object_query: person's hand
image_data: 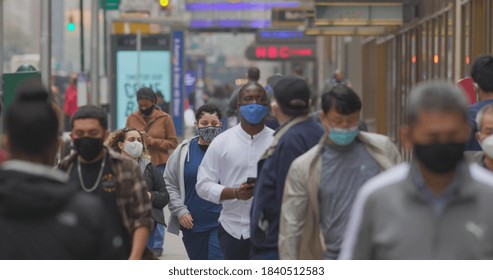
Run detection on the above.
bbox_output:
[147,192,152,200]
[179,213,193,229]
[141,132,152,145]
[235,182,254,200]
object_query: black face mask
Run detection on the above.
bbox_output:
[414,142,464,173]
[140,106,154,116]
[74,137,104,162]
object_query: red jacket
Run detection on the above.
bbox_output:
[63,83,78,116]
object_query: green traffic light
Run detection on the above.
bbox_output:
[67,22,75,31]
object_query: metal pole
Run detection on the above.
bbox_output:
[103,0,107,75]
[136,29,141,88]
[80,0,85,72]
[90,0,99,105]
[40,0,52,91]
[454,0,462,82]
[106,11,112,108]
[0,0,3,87]
[0,0,3,136]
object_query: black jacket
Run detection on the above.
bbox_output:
[0,160,116,259]
[139,158,169,225]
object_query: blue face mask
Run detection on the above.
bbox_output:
[329,126,359,146]
[239,104,269,125]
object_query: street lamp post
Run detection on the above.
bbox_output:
[40,0,52,92]
[80,0,85,73]
[90,0,99,105]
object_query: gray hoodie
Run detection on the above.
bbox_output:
[164,137,198,235]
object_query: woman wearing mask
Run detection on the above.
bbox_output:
[126,87,178,256]
[108,127,169,256]
[164,104,224,260]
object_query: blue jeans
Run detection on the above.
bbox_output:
[147,223,165,252]
[182,228,223,260]
[250,248,279,260]
[217,224,251,260]
[151,163,167,252]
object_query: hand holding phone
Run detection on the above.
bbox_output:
[245,177,256,190]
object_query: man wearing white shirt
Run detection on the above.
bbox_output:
[197,81,274,259]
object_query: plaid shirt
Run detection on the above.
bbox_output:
[58,148,154,259]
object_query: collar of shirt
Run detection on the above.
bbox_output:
[235,123,273,142]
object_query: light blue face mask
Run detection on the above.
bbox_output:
[239,104,269,125]
[329,126,359,146]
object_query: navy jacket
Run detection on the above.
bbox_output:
[465,99,493,151]
[250,118,324,254]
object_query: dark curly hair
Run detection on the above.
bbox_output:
[195,104,222,121]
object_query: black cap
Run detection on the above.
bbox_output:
[273,76,310,116]
[136,87,157,102]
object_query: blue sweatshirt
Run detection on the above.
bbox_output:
[183,138,222,232]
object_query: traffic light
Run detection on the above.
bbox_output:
[67,15,75,31]
[159,0,169,7]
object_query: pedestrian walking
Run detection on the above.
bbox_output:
[340,81,493,260]
[196,82,274,260]
[165,104,224,260]
[465,55,493,151]
[250,76,324,260]
[59,105,154,260]
[279,85,401,260]
[108,127,170,257]
[126,87,178,257]
[0,85,114,259]
[226,67,261,123]
[466,103,493,170]
[63,73,78,131]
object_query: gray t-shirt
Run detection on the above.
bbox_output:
[319,139,381,259]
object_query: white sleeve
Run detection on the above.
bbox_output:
[196,140,225,204]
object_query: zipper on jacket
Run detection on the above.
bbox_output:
[145,115,165,131]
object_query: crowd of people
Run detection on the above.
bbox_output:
[2,55,493,260]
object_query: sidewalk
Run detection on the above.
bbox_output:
[159,207,189,260]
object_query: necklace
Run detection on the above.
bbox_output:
[77,154,107,193]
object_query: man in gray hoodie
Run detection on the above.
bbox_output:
[340,81,493,260]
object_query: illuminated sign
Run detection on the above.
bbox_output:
[256,29,316,43]
[111,34,171,130]
[314,1,403,27]
[172,31,185,137]
[116,50,171,129]
[246,44,316,61]
[259,30,304,39]
[185,2,299,11]
[271,8,313,27]
[190,19,270,29]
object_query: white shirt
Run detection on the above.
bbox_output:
[196,124,274,239]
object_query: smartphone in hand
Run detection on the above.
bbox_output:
[245,177,256,190]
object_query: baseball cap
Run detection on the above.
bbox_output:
[273,76,310,116]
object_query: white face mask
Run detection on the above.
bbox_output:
[123,141,143,158]
[481,135,493,159]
